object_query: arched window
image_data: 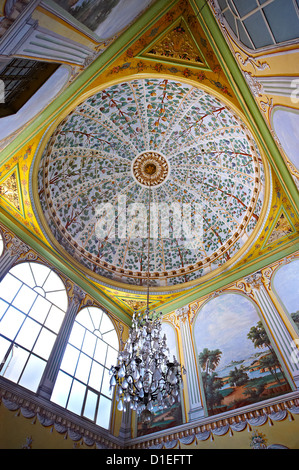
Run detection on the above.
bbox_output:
[216,0,299,50]
[51,306,119,430]
[272,259,299,333]
[0,262,68,392]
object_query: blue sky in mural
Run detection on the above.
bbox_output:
[161,322,177,359]
[273,260,299,314]
[194,293,266,371]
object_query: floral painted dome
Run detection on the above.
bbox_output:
[37,78,265,288]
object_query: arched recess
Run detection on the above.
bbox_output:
[271,258,299,335]
[271,106,299,172]
[50,306,119,430]
[193,292,292,417]
[0,261,68,392]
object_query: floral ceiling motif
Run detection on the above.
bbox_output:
[37,78,265,288]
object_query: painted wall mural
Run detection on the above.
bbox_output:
[194,293,292,416]
[52,0,154,38]
[272,107,299,172]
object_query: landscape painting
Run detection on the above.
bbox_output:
[53,0,120,32]
[194,293,292,416]
[273,259,299,333]
[52,0,153,38]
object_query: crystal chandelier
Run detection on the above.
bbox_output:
[109,171,186,422]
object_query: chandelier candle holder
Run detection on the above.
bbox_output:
[109,308,186,422]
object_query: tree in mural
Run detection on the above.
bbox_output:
[291,311,299,330]
[247,320,287,384]
[198,347,222,373]
[199,348,223,411]
[228,366,249,387]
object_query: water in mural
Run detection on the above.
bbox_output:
[194,293,292,416]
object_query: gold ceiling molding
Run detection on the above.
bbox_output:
[264,210,294,247]
[0,165,24,216]
[138,16,210,70]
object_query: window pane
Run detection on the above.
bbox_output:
[30,262,51,287]
[43,270,65,293]
[243,11,274,48]
[99,314,114,335]
[0,273,21,303]
[83,389,97,421]
[234,0,258,17]
[33,328,56,359]
[60,344,80,375]
[67,380,86,415]
[46,290,68,312]
[75,353,92,383]
[0,336,11,365]
[51,371,72,408]
[0,306,24,340]
[94,338,107,364]
[89,307,103,329]
[2,345,29,382]
[101,367,112,398]
[103,330,119,351]
[106,345,118,370]
[88,361,104,392]
[19,354,46,392]
[82,329,96,357]
[76,308,94,331]
[15,317,41,350]
[0,299,9,319]
[29,295,51,323]
[263,0,299,43]
[12,284,37,313]
[9,263,35,287]
[45,304,64,333]
[96,395,111,430]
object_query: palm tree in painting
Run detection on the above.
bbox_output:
[199,348,223,412]
[198,347,222,374]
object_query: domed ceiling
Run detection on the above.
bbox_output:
[37,78,265,288]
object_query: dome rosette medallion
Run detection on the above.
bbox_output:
[37,78,266,288]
